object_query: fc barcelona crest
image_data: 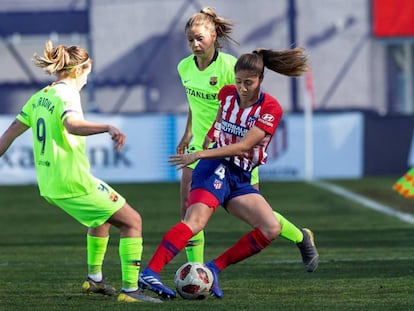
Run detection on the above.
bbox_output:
[210,76,218,85]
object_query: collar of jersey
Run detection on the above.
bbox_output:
[236,91,265,107]
[193,50,219,69]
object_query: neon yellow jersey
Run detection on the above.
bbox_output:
[177,51,237,151]
[16,82,96,198]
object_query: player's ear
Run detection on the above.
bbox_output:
[211,31,217,42]
[75,67,82,77]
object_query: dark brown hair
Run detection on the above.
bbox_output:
[235,47,308,78]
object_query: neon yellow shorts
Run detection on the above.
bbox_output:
[186,144,203,170]
[44,180,125,228]
[251,166,259,186]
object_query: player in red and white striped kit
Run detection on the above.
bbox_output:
[139,47,319,299]
[210,83,281,171]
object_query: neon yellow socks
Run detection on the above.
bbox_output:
[119,237,143,290]
[273,211,304,243]
[87,234,109,280]
[87,235,143,291]
[185,230,205,262]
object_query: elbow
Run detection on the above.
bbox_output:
[240,142,253,153]
[236,149,245,157]
[65,124,78,135]
[235,147,248,157]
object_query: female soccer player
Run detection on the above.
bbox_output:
[177,7,316,269]
[139,47,319,299]
[176,7,242,262]
[0,41,161,304]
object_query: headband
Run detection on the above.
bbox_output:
[63,58,90,70]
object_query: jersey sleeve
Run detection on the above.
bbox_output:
[16,109,31,127]
[255,95,283,136]
[16,97,34,127]
[218,85,236,103]
[58,86,83,122]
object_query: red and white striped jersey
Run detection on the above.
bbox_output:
[216,85,283,171]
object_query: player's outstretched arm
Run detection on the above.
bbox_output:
[169,126,266,169]
[0,119,29,157]
[64,116,125,151]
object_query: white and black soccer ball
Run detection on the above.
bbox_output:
[174,262,213,300]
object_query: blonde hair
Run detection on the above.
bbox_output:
[235,47,308,78]
[33,40,91,75]
[185,6,238,49]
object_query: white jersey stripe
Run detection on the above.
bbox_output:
[216,85,282,171]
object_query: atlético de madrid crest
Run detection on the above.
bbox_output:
[210,76,217,85]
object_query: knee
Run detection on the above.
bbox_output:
[183,212,207,235]
[121,214,142,237]
[115,204,142,236]
[129,212,142,231]
[182,219,204,235]
[262,222,281,240]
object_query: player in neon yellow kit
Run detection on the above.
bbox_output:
[176,7,318,272]
[177,7,246,263]
[0,41,161,304]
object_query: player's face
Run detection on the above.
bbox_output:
[186,25,216,60]
[235,70,262,107]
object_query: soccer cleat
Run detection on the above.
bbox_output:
[117,289,163,303]
[81,277,116,296]
[138,267,176,299]
[297,228,319,272]
[205,261,223,299]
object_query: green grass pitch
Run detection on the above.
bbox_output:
[0,177,413,310]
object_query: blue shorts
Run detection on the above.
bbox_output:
[190,158,259,208]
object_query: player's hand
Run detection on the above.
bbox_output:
[176,142,188,155]
[202,135,212,150]
[168,153,199,170]
[108,126,126,151]
[176,136,191,154]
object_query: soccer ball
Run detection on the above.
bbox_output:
[174,262,214,300]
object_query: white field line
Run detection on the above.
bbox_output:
[311,180,414,225]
